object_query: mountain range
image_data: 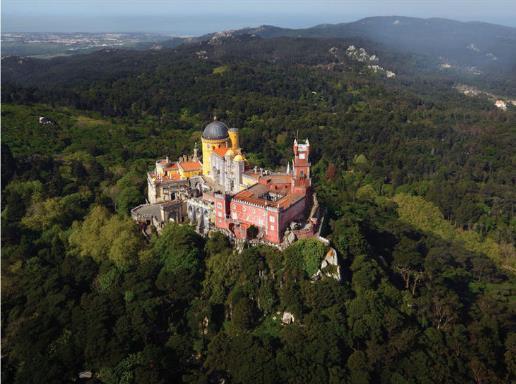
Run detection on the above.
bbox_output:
[4,16,516,77]
[4,16,516,101]
[155,16,516,76]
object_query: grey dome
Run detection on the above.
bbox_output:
[203,121,229,140]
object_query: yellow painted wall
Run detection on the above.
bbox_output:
[201,137,229,175]
[242,173,258,187]
[228,129,239,151]
[179,168,203,179]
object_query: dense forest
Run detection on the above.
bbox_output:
[2,34,515,383]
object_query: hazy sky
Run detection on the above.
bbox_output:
[3,0,516,34]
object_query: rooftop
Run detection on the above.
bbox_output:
[164,163,179,171]
[148,171,182,183]
[178,160,202,172]
[212,147,229,157]
[203,120,229,140]
[233,183,304,209]
[132,200,182,219]
[259,174,293,185]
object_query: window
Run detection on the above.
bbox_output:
[216,202,222,209]
[269,216,275,223]
[217,212,223,218]
[299,153,306,159]
[270,225,275,231]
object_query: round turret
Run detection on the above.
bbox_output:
[225,148,235,158]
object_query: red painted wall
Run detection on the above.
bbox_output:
[278,198,306,235]
[212,187,309,244]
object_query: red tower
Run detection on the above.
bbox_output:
[292,139,311,195]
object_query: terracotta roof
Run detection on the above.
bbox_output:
[259,174,292,185]
[161,173,182,181]
[243,171,260,178]
[234,184,268,201]
[212,147,229,157]
[277,193,304,209]
[233,183,304,210]
[149,171,182,182]
[164,163,179,171]
[178,161,202,171]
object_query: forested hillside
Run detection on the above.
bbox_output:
[2,33,515,383]
[228,17,516,75]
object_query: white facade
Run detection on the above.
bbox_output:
[210,151,245,194]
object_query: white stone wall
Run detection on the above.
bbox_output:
[147,175,157,204]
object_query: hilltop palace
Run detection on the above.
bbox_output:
[131,119,322,247]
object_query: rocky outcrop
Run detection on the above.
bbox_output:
[312,247,341,281]
[333,45,396,78]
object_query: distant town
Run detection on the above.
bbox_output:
[1,32,172,57]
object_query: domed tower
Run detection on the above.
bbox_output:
[201,118,230,175]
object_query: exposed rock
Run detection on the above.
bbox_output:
[39,116,54,125]
[495,100,507,110]
[455,84,514,111]
[289,221,301,230]
[202,316,209,335]
[79,371,93,379]
[285,230,297,245]
[346,45,395,78]
[328,47,339,57]
[196,50,208,60]
[346,45,379,63]
[466,43,481,53]
[385,70,396,78]
[281,312,295,325]
[312,247,341,281]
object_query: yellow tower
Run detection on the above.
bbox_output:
[228,128,240,151]
[201,119,230,175]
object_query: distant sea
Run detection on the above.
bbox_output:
[2,13,340,35]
